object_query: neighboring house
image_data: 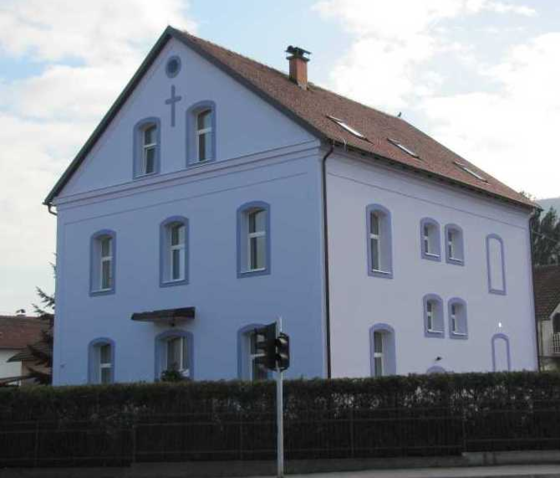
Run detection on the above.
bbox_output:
[0,315,46,385]
[46,27,538,385]
[534,265,560,370]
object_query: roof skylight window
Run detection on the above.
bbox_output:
[454,162,488,182]
[327,115,367,140]
[387,138,419,159]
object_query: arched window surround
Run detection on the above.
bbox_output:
[445,224,465,265]
[423,294,444,338]
[366,204,393,279]
[369,323,397,377]
[88,337,115,384]
[237,201,271,278]
[426,365,447,374]
[89,229,116,296]
[491,333,511,371]
[420,218,441,261]
[159,216,189,288]
[486,234,507,295]
[186,100,217,165]
[237,324,272,380]
[448,298,468,340]
[165,55,182,78]
[154,329,194,381]
[133,117,161,178]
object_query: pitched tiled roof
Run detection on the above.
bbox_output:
[45,27,535,209]
[534,265,560,320]
[0,316,46,350]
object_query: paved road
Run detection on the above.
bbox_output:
[253,464,560,478]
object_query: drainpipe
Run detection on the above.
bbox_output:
[529,210,541,371]
[321,142,335,378]
[47,204,57,216]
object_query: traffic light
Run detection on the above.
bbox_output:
[253,323,291,372]
[276,333,290,371]
[254,323,277,370]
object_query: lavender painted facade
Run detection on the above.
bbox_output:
[49,35,537,385]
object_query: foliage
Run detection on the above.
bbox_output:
[1,372,560,466]
[160,369,187,382]
[532,207,560,266]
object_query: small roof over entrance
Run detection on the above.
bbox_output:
[131,307,195,326]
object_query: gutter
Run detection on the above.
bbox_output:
[321,142,335,378]
[529,210,541,371]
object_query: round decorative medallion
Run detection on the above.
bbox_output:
[165,56,181,78]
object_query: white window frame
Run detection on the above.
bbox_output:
[423,224,436,256]
[196,109,212,163]
[168,223,186,282]
[426,301,436,332]
[165,336,190,378]
[247,209,266,272]
[99,237,113,292]
[450,303,458,334]
[370,213,381,272]
[248,332,268,381]
[447,229,456,260]
[142,124,157,175]
[98,344,112,384]
[373,331,384,377]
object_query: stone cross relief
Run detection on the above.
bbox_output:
[165,85,182,127]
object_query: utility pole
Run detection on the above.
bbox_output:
[276,316,284,478]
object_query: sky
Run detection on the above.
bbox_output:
[0,0,559,314]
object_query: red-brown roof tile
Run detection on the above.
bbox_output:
[0,316,46,350]
[534,265,560,320]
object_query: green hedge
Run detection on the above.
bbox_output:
[1,372,560,467]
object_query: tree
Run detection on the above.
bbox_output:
[25,269,55,384]
[532,207,560,266]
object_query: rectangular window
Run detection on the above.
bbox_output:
[426,301,435,331]
[373,332,384,377]
[423,225,431,255]
[166,336,189,376]
[100,237,113,291]
[370,213,381,271]
[99,344,112,384]
[450,304,458,333]
[248,210,266,271]
[143,125,157,174]
[250,332,268,381]
[169,224,185,281]
[196,110,212,162]
[447,230,455,259]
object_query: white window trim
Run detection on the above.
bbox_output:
[196,110,212,163]
[166,336,190,377]
[99,238,113,292]
[247,211,266,272]
[168,224,186,282]
[370,217,382,272]
[426,301,443,333]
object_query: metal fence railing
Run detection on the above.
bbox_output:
[2,404,560,468]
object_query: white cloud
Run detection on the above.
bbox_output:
[0,0,197,314]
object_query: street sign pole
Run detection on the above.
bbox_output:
[276,316,284,478]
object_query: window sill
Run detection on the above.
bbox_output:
[90,288,115,297]
[426,329,444,338]
[238,268,270,278]
[187,158,216,168]
[450,331,468,340]
[447,257,464,266]
[369,269,393,279]
[160,278,188,288]
[422,252,441,262]
[134,171,159,180]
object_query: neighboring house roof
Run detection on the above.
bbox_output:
[0,315,46,350]
[534,265,560,320]
[44,26,535,209]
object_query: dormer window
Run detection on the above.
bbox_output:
[454,161,487,182]
[133,117,161,178]
[387,138,419,159]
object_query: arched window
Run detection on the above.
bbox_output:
[237,324,271,380]
[133,117,161,177]
[187,101,216,164]
[423,294,444,338]
[160,216,189,287]
[487,234,506,295]
[155,330,194,380]
[366,204,393,278]
[420,218,441,261]
[445,224,464,265]
[448,298,468,339]
[491,333,511,371]
[369,324,396,376]
[88,338,115,384]
[237,201,271,277]
[90,230,116,295]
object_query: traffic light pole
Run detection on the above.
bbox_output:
[276,316,284,478]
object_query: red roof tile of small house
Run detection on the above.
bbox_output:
[0,316,46,350]
[534,265,560,320]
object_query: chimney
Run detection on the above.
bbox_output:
[286,46,311,89]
